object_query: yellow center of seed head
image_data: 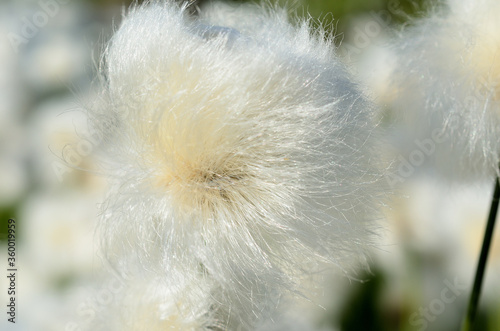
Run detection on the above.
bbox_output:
[132,82,247,217]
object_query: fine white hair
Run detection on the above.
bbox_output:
[90,0,384,327]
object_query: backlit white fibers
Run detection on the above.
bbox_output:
[90,1,385,328]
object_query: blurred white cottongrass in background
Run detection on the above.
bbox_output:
[377,175,500,330]
[390,0,500,181]
[0,1,110,330]
[0,4,29,208]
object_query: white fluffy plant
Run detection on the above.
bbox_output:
[390,1,500,329]
[391,0,500,180]
[91,0,384,327]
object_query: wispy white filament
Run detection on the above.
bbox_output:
[91,0,384,327]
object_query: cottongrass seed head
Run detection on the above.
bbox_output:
[90,0,385,326]
[391,0,500,180]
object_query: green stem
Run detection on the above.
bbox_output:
[461,174,500,331]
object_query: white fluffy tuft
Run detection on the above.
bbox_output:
[391,0,500,179]
[91,1,384,327]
